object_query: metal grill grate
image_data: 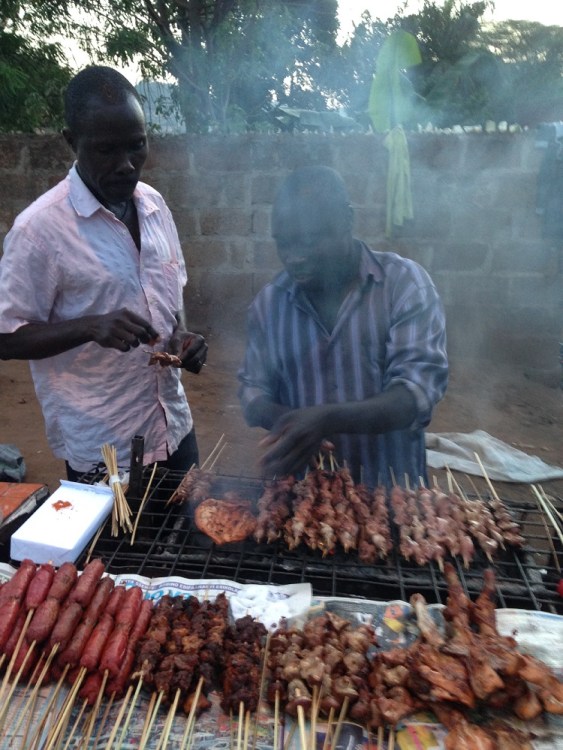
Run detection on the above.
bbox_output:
[75,469,563,614]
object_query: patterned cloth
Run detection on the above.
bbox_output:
[238,242,448,488]
[0,165,192,472]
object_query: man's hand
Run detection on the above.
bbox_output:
[170,331,208,373]
[87,309,160,352]
[258,405,332,478]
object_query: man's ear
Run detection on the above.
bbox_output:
[62,127,75,152]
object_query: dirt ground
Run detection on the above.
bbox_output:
[1,332,562,505]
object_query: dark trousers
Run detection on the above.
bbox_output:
[65,427,200,483]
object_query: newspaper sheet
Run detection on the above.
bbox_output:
[1,564,562,749]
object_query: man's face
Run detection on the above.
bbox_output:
[64,93,148,206]
[273,199,352,291]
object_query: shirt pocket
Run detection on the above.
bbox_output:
[162,261,184,311]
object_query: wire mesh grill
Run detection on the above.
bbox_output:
[76,469,563,614]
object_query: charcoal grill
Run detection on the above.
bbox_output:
[75,469,563,614]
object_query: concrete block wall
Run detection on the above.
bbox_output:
[0,132,560,368]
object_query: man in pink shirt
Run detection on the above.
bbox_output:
[0,66,207,481]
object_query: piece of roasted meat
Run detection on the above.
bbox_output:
[194,498,257,545]
[147,351,183,368]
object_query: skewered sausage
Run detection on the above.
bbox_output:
[115,585,143,626]
[68,559,105,607]
[24,563,55,610]
[105,585,126,617]
[80,613,114,671]
[0,598,21,651]
[106,646,136,697]
[47,562,78,602]
[48,601,83,651]
[99,586,144,676]
[105,598,154,696]
[0,559,36,604]
[84,576,114,625]
[58,575,114,667]
[27,598,60,644]
[79,671,104,705]
[3,610,26,658]
[130,598,153,642]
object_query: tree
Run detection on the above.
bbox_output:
[50,0,340,133]
[0,1,72,131]
[481,20,563,125]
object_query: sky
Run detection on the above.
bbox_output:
[337,0,563,39]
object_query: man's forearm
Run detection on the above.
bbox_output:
[0,320,93,360]
[324,384,418,435]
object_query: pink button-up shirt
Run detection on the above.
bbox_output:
[0,165,192,471]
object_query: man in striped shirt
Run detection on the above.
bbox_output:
[238,166,448,489]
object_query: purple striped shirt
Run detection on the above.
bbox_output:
[238,242,448,488]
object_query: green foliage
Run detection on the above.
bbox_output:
[2,0,563,133]
[0,29,71,131]
[54,0,340,133]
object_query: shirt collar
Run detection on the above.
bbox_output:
[274,239,385,297]
[68,163,160,218]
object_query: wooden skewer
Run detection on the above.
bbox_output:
[84,518,110,564]
[330,696,349,750]
[19,681,41,750]
[103,683,134,749]
[181,676,205,750]
[117,675,145,747]
[0,639,37,731]
[208,442,227,472]
[102,442,133,535]
[388,726,395,750]
[0,608,35,712]
[27,664,70,750]
[321,707,335,750]
[201,433,226,471]
[92,688,115,750]
[237,702,245,750]
[61,698,88,750]
[43,665,87,750]
[273,690,280,750]
[464,473,484,502]
[131,460,159,545]
[137,691,157,750]
[539,485,563,524]
[376,726,384,750]
[81,670,109,750]
[250,631,271,750]
[533,488,562,575]
[156,687,182,750]
[243,709,251,750]
[309,686,319,750]
[283,720,297,750]
[532,484,563,546]
[473,452,502,504]
[139,690,164,750]
[4,654,44,744]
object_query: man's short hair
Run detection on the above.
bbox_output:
[64,65,142,133]
[273,166,352,233]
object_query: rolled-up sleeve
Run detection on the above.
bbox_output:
[384,268,448,429]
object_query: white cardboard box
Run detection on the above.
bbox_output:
[10,480,114,565]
